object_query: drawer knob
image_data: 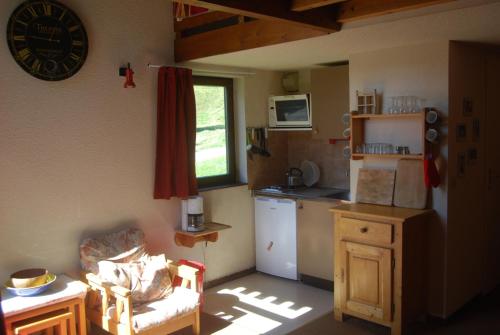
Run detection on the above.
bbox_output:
[360,227,368,233]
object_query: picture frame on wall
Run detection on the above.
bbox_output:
[456,123,467,141]
[458,152,466,177]
[468,148,478,165]
[472,118,480,141]
[463,97,473,116]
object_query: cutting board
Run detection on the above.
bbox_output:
[394,159,427,209]
[356,168,396,206]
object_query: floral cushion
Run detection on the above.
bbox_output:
[80,227,146,274]
[98,254,173,303]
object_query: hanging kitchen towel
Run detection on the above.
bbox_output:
[424,154,441,188]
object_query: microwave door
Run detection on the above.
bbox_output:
[275,100,310,126]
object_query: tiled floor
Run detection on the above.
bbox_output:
[200,272,333,335]
[93,272,500,335]
[182,273,500,335]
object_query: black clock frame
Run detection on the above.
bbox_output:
[6,0,88,81]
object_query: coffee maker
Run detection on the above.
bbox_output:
[181,196,205,232]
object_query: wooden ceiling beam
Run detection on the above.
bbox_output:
[336,0,456,23]
[174,19,327,62]
[291,0,346,12]
[172,0,340,32]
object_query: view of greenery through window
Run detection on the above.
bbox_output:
[194,85,228,178]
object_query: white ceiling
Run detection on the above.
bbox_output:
[187,0,500,71]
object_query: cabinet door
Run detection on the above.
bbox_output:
[310,65,349,140]
[339,241,392,322]
[296,200,334,281]
[484,49,500,292]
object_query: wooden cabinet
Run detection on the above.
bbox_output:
[447,42,500,313]
[331,203,433,335]
[310,65,349,140]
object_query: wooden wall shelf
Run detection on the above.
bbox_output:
[352,153,424,160]
[174,222,231,248]
[350,111,426,160]
[351,112,424,119]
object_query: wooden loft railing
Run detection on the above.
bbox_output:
[174,11,328,62]
[173,0,455,62]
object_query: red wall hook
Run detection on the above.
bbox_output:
[119,63,136,88]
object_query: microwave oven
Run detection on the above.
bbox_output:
[268,93,312,128]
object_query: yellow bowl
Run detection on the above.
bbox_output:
[10,268,48,288]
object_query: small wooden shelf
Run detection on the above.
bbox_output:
[351,153,424,160]
[350,110,426,161]
[351,112,424,119]
[174,222,231,248]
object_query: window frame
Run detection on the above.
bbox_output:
[193,76,236,189]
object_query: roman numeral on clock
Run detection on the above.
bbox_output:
[42,3,52,16]
[27,6,38,18]
[70,53,81,61]
[31,59,41,73]
[18,48,31,61]
[59,9,67,21]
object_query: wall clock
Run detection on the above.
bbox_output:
[6,0,88,81]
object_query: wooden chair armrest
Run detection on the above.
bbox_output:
[167,261,198,278]
[85,272,131,298]
[166,260,199,292]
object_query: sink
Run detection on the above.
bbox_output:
[256,186,350,201]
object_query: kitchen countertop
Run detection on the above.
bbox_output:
[253,186,351,202]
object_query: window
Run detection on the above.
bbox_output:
[194,76,235,188]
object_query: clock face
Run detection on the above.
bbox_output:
[6,0,88,81]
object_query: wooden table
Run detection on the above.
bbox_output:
[1,274,89,335]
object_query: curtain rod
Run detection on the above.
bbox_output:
[147,63,255,76]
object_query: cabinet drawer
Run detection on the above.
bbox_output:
[338,217,393,245]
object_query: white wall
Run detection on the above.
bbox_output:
[0,0,254,283]
[348,41,449,316]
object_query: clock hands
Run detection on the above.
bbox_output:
[49,28,57,43]
[30,35,60,43]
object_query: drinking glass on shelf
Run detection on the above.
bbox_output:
[408,96,417,113]
[388,97,396,114]
[396,96,403,114]
[365,143,371,154]
[382,144,393,154]
[401,96,409,113]
[418,98,426,113]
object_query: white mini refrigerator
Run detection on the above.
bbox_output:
[255,196,297,280]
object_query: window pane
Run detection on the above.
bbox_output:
[194,85,228,178]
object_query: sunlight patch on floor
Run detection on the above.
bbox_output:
[230,306,282,334]
[217,286,313,319]
[204,273,333,335]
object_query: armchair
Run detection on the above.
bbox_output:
[80,228,200,335]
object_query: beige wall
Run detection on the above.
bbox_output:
[154,185,254,282]
[244,70,284,127]
[0,0,254,283]
[348,42,449,316]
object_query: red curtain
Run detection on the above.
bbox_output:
[154,67,198,199]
